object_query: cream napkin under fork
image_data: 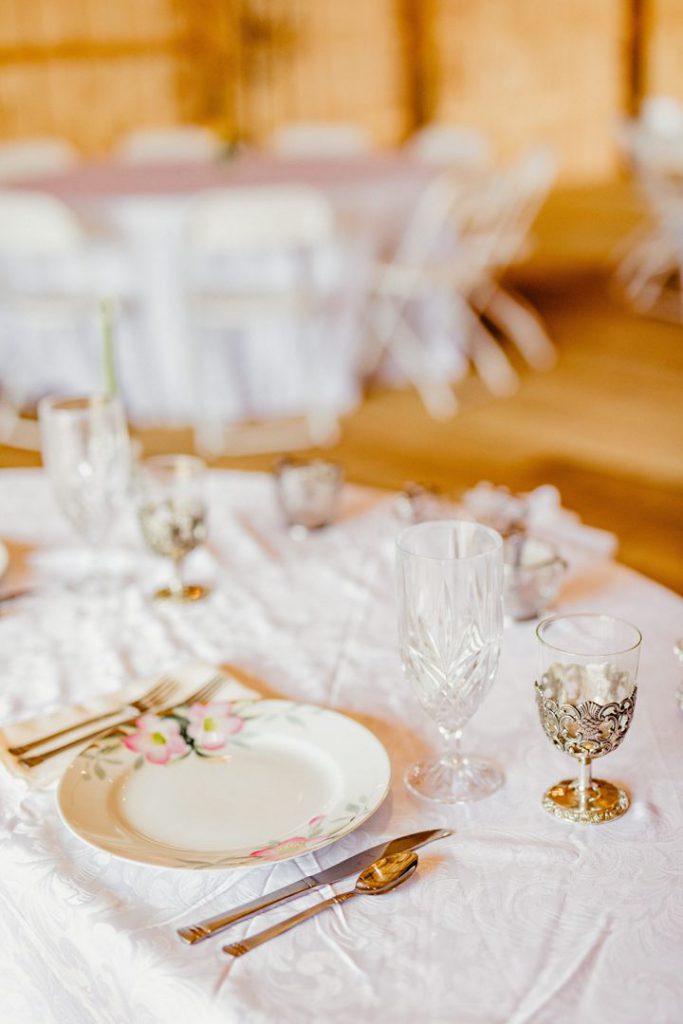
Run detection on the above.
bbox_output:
[0,661,260,788]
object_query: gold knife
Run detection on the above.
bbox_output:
[177,827,453,944]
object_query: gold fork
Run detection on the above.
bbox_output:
[19,674,225,769]
[8,676,178,757]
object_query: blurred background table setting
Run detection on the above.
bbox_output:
[0,3,682,1023]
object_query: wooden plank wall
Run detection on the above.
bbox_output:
[0,0,679,181]
[431,1,624,181]
[648,0,683,96]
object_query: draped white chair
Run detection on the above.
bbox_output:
[185,185,341,455]
[365,147,557,417]
[0,191,132,448]
[406,124,493,171]
[0,191,95,446]
[116,126,222,164]
[0,138,78,181]
[269,122,373,158]
[615,103,683,317]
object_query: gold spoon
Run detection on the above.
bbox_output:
[223,848,419,958]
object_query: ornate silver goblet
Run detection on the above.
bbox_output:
[137,455,209,602]
[534,613,641,824]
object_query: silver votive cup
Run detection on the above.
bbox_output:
[274,458,343,535]
[504,536,566,621]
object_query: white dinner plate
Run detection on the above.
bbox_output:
[58,699,391,869]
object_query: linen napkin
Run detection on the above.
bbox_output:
[460,482,618,559]
[0,661,260,788]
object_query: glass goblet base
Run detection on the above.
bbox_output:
[154,583,209,603]
[542,777,630,824]
[405,755,503,804]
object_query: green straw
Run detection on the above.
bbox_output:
[100,297,117,397]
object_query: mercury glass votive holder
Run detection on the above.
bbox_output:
[503,536,566,621]
[274,457,343,535]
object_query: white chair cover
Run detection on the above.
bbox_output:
[0,191,127,448]
[615,101,683,317]
[0,138,78,181]
[116,126,222,164]
[0,190,83,257]
[269,122,373,158]
[367,146,557,414]
[185,186,340,453]
[406,124,492,169]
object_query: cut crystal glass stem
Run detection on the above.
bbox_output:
[439,727,463,765]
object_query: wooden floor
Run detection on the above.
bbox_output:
[2,181,682,592]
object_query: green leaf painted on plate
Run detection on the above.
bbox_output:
[97,742,121,755]
[134,755,144,770]
[94,763,106,781]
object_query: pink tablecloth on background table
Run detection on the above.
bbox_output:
[7,152,435,199]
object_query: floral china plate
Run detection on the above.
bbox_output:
[57,698,391,869]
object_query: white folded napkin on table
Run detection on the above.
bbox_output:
[0,661,260,788]
[460,482,618,559]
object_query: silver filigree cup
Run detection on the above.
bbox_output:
[138,455,209,602]
[396,520,504,803]
[535,613,641,824]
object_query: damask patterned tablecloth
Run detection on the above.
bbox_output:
[0,469,681,1024]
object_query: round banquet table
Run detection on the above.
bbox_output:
[1,155,444,423]
[0,468,681,1024]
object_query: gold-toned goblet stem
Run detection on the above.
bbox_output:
[154,557,209,603]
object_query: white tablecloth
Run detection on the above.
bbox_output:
[0,468,682,1024]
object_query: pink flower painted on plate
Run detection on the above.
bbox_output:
[123,715,190,765]
[186,700,244,752]
[249,836,317,861]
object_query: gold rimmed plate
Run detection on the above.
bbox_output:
[57,699,391,869]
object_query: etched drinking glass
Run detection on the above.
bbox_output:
[39,394,131,549]
[137,455,209,601]
[535,613,641,824]
[396,520,504,803]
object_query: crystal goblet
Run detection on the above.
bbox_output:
[39,394,131,550]
[137,455,209,601]
[396,520,504,803]
[535,613,641,824]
